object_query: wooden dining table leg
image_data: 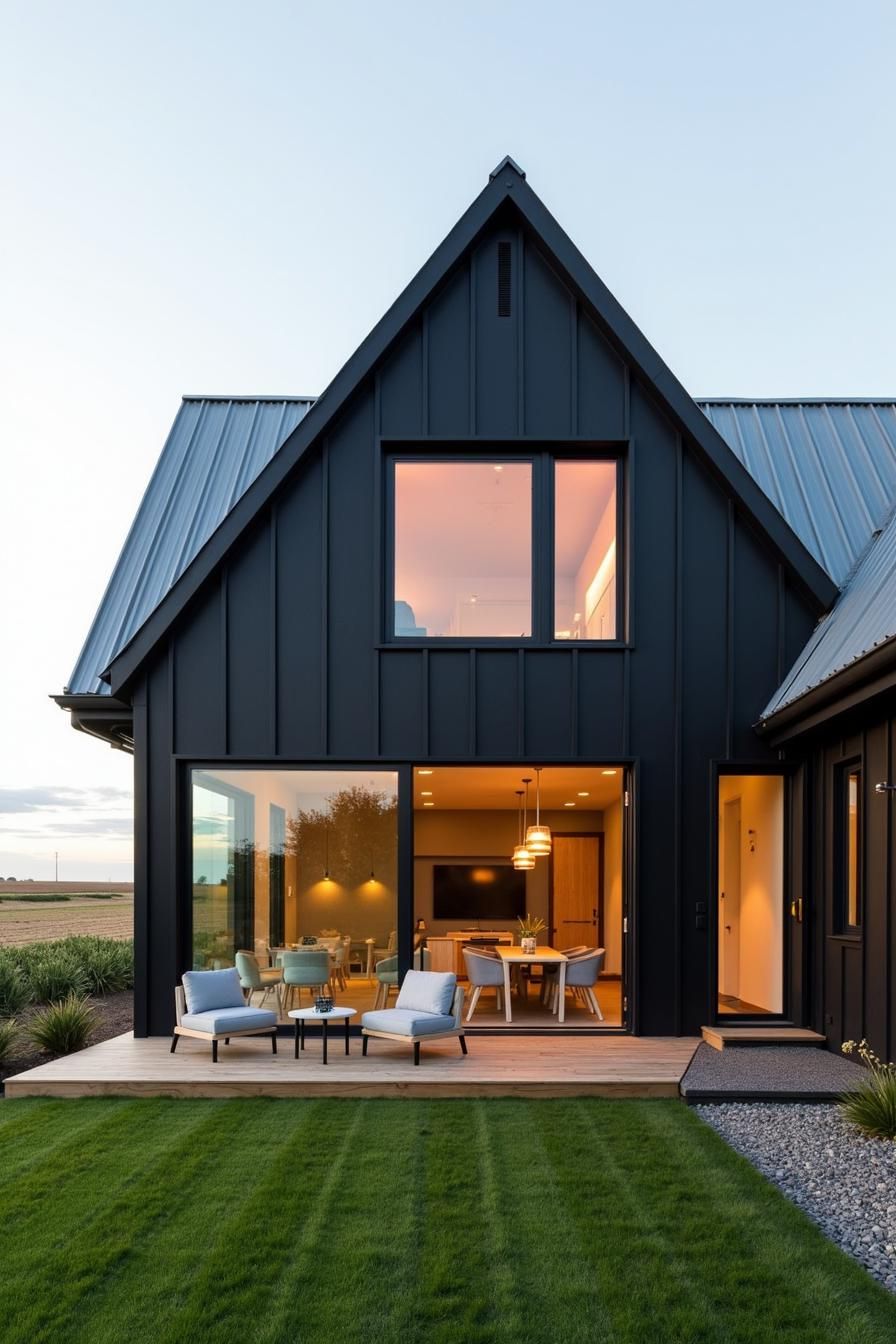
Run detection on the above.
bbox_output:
[502,960,513,1023]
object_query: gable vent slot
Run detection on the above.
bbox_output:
[497,242,512,317]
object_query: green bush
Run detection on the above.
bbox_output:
[28,994,96,1056]
[841,1038,896,1139]
[0,1017,19,1066]
[25,953,89,1004]
[0,956,31,1016]
[79,940,133,994]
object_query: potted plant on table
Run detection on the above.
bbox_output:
[517,914,546,955]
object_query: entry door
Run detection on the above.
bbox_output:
[720,799,741,998]
[551,835,602,948]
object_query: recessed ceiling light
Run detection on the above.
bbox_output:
[601,769,618,776]
[577,791,590,797]
[418,769,434,775]
[420,791,433,796]
[423,802,434,808]
[564,801,576,807]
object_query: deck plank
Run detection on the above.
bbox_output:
[4,1032,700,1099]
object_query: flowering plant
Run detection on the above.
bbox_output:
[840,1039,896,1140]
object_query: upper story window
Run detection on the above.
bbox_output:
[393,460,532,638]
[390,450,621,644]
[554,460,617,641]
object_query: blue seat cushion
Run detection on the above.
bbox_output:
[182,967,245,1014]
[395,970,456,1016]
[362,1009,457,1037]
[181,1007,277,1035]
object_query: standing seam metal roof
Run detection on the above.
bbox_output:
[68,396,896,709]
[66,397,314,695]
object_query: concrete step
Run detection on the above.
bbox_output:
[701,1025,826,1052]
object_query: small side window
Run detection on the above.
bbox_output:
[836,764,862,932]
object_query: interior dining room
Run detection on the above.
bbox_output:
[190,763,624,1030]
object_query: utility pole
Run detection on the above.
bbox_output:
[54,852,58,883]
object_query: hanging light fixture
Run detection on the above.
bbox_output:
[512,783,535,870]
[323,813,332,881]
[526,766,552,855]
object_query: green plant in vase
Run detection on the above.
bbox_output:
[517,914,546,953]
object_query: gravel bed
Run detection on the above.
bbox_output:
[681,1042,865,1098]
[697,1101,896,1292]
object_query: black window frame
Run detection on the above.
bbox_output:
[834,760,863,935]
[383,441,626,648]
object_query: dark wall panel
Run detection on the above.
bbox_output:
[276,458,324,757]
[379,324,423,437]
[523,244,571,436]
[172,582,225,757]
[576,651,626,759]
[379,650,425,759]
[524,651,573,759]
[427,651,472,758]
[474,232,518,436]
[327,392,378,757]
[146,655,178,1036]
[226,519,274,757]
[577,310,626,439]
[426,266,471,436]
[475,651,520,757]
[731,520,780,759]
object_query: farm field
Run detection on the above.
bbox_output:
[0,897,134,946]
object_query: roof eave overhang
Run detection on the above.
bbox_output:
[104,159,838,698]
[54,693,134,753]
[757,636,896,744]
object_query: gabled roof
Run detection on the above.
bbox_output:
[67,397,313,694]
[761,504,896,724]
[67,160,841,699]
[698,401,896,586]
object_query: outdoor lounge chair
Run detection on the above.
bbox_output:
[361,969,467,1065]
[373,948,430,1008]
[171,967,279,1062]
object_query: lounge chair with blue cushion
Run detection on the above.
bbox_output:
[172,967,279,1062]
[362,969,467,1065]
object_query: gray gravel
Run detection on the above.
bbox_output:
[681,1043,866,1098]
[697,1101,896,1292]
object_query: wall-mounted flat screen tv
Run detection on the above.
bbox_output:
[432,864,526,921]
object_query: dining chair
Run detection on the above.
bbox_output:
[279,950,330,1011]
[462,948,505,1021]
[539,946,590,1004]
[547,948,606,1018]
[235,951,283,1014]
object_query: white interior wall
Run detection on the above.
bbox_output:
[717,774,784,1013]
[602,798,623,975]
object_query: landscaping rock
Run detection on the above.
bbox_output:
[697,1101,896,1293]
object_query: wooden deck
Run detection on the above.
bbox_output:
[4,1031,699,1100]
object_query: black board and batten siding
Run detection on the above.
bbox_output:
[132,223,822,1037]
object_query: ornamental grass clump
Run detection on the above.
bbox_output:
[25,952,89,1005]
[0,955,31,1017]
[840,1039,896,1140]
[0,1018,19,1066]
[28,994,96,1056]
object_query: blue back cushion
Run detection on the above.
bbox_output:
[396,970,456,1016]
[183,967,245,1014]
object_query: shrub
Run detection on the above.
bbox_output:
[29,994,96,1056]
[0,1018,19,1066]
[26,953,89,1004]
[841,1039,896,1140]
[0,956,31,1016]
[79,940,133,995]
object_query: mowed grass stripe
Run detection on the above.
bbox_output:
[0,1101,262,1343]
[1,1098,895,1344]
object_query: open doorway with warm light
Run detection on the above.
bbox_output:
[412,766,626,1029]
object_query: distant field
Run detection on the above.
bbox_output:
[0,895,134,946]
[0,881,133,895]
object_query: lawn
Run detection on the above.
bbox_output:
[1,1098,894,1344]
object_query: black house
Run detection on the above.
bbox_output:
[59,159,896,1051]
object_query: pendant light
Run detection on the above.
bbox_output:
[526,766,552,855]
[323,814,332,881]
[512,783,535,870]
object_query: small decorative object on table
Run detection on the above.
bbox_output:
[517,913,546,955]
[302,935,318,945]
[314,995,334,1014]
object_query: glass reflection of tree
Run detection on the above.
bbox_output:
[286,786,397,888]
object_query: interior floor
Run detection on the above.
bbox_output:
[717,994,773,1016]
[254,972,623,1029]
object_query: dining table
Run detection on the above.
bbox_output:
[496,946,569,1023]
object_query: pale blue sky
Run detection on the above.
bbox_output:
[1,1,894,877]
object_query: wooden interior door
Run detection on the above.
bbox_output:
[551,835,601,948]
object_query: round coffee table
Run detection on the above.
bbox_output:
[288,1006,357,1064]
